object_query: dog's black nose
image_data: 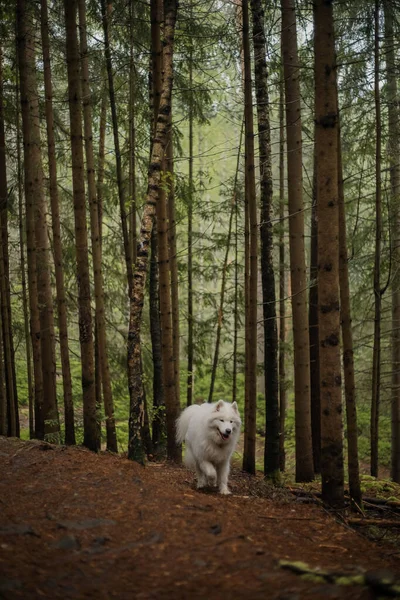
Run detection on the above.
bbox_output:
[225,428,231,435]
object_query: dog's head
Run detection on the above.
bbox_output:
[210,400,241,444]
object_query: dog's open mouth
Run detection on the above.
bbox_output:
[219,431,230,441]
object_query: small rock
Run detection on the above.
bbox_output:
[209,524,222,535]
[52,534,81,550]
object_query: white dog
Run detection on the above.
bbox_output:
[176,400,241,495]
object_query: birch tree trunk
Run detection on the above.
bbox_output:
[279,58,286,472]
[281,0,313,482]
[128,0,179,463]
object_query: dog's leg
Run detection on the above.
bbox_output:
[198,461,217,488]
[217,461,231,495]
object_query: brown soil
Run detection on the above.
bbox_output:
[0,436,399,600]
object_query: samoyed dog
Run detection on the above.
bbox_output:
[176,400,241,495]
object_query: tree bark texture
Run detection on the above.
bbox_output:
[314,0,344,507]
[384,0,400,484]
[41,0,75,445]
[187,31,194,407]
[79,0,117,453]
[0,42,18,437]
[242,0,257,476]
[279,58,286,472]
[281,0,314,482]
[250,0,279,479]
[337,118,362,506]
[64,0,98,451]
[18,0,60,441]
[371,0,382,478]
[128,0,178,463]
[309,146,320,474]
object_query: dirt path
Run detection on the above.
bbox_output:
[0,437,398,599]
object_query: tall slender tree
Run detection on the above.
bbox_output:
[241,0,258,476]
[314,0,344,507]
[79,0,117,453]
[383,0,400,484]
[371,0,382,478]
[18,0,59,442]
[64,0,98,451]
[101,0,133,295]
[128,0,179,463]
[187,21,194,407]
[337,118,362,506]
[40,0,75,445]
[281,0,314,482]
[0,41,17,437]
[250,0,279,479]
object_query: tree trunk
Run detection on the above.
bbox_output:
[278,57,286,472]
[101,0,133,295]
[40,0,75,445]
[16,44,33,439]
[242,0,257,476]
[149,0,165,455]
[208,127,242,405]
[64,0,98,451]
[129,0,137,268]
[0,42,17,437]
[79,0,117,453]
[371,0,382,478]
[281,0,314,482]
[314,0,344,508]
[250,0,279,480]
[166,112,180,411]
[187,31,194,408]
[337,118,362,506]
[150,226,165,454]
[309,145,320,474]
[384,0,400,484]
[128,0,178,463]
[18,0,60,442]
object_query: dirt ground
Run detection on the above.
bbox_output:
[0,436,399,600]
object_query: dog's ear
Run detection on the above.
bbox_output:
[215,399,224,412]
[231,401,239,413]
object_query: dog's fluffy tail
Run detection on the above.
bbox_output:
[176,404,200,444]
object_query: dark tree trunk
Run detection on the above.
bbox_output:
[371,0,382,478]
[101,0,133,295]
[79,0,117,453]
[384,0,400,484]
[281,0,314,482]
[64,0,98,451]
[242,0,258,476]
[314,0,344,508]
[250,0,279,480]
[309,147,320,474]
[41,0,75,445]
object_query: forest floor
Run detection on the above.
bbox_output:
[1,436,400,600]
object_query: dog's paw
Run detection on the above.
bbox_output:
[219,486,231,495]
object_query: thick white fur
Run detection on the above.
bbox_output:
[176,400,241,495]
